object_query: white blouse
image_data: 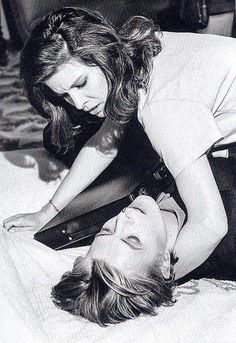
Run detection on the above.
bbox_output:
[138,31,236,177]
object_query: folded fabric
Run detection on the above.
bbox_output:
[1,149,236,342]
[1,227,236,343]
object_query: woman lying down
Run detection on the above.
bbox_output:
[2,161,236,327]
[51,189,236,326]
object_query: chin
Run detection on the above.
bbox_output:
[131,195,158,214]
[135,195,156,203]
[96,112,106,118]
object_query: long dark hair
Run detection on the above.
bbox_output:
[20,7,161,151]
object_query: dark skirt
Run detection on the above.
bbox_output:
[208,0,235,15]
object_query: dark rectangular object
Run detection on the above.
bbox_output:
[34,196,131,250]
[34,162,173,250]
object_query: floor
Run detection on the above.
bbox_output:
[0,49,47,151]
[1,0,9,40]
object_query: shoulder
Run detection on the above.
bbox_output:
[153,31,236,74]
[139,99,223,178]
[138,33,236,117]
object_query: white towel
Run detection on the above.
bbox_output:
[0,228,236,343]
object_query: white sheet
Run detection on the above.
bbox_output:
[0,228,236,343]
[1,149,236,343]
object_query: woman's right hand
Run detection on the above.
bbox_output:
[2,211,49,233]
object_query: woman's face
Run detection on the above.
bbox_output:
[86,195,168,276]
[44,60,108,118]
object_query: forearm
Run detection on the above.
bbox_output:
[39,144,117,221]
[174,216,227,279]
[173,154,228,280]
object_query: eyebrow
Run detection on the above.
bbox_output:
[95,232,142,251]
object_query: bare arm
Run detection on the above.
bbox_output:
[49,117,123,212]
[141,101,228,279]
[3,117,125,231]
[173,154,228,279]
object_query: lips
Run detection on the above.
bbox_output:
[88,104,99,113]
[129,195,158,215]
[84,103,105,117]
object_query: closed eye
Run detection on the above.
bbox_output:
[122,235,143,250]
[60,78,87,100]
[95,227,113,239]
[127,235,141,244]
[76,78,87,88]
[95,230,142,250]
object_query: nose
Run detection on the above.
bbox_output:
[115,210,129,233]
[67,88,84,110]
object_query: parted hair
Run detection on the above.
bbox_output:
[51,255,177,326]
[20,7,161,152]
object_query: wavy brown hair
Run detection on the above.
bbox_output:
[20,7,161,152]
[52,255,177,326]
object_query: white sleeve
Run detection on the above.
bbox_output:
[142,100,223,178]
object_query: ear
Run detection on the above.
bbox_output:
[160,251,171,279]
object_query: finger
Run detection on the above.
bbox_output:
[3,221,16,231]
[4,218,32,231]
[4,212,30,222]
[3,215,25,229]
[3,215,20,226]
[8,226,36,233]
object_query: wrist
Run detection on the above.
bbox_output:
[48,199,60,213]
[40,201,59,221]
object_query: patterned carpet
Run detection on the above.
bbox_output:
[0,50,47,151]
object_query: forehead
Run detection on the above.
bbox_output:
[88,235,146,275]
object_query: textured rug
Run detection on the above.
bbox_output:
[0,50,47,151]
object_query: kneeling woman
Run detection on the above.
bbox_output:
[4,8,236,282]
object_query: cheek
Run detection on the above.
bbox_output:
[149,213,167,246]
[140,220,167,256]
[103,216,117,229]
[151,230,167,257]
[130,252,156,276]
[90,82,107,101]
[95,72,108,95]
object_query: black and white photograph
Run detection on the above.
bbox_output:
[0,1,236,342]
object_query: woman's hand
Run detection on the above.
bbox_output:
[2,201,57,233]
[2,118,124,233]
[3,211,48,233]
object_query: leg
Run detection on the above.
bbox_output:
[197,11,235,36]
